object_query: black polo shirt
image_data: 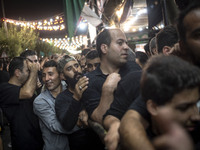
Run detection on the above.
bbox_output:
[81,61,141,117]
[103,70,142,120]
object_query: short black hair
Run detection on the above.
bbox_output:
[20,50,37,58]
[86,50,99,60]
[81,48,91,56]
[96,29,112,58]
[9,57,25,77]
[43,60,59,74]
[156,25,178,53]
[135,51,148,66]
[177,0,200,42]
[141,55,200,105]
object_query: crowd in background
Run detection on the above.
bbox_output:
[0,1,200,150]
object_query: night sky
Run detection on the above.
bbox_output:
[1,0,64,21]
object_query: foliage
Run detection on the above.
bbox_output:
[35,40,64,57]
[0,23,39,58]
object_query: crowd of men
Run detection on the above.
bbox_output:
[0,1,200,150]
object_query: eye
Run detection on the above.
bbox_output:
[67,66,72,71]
[87,64,92,68]
[118,41,123,46]
[74,64,79,68]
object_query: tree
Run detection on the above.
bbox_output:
[0,24,39,57]
[35,40,64,57]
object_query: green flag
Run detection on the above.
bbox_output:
[64,0,85,38]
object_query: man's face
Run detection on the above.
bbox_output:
[62,60,82,88]
[106,29,129,66]
[27,55,40,68]
[42,67,61,92]
[19,60,30,85]
[86,58,100,72]
[183,8,200,66]
[164,87,199,131]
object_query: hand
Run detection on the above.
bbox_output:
[103,73,121,92]
[77,109,89,128]
[26,59,39,73]
[153,107,194,150]
[104,122,120,150]
[73,76,89,100]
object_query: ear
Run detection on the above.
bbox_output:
[162,46,171,55]
[60,73,66,80]
[100,44,108,55]
[146,100,158,116]
[15,69,21,78]
[152,48,158,55]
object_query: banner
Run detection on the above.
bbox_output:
[64,0,85,37]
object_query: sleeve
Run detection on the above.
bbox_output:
[33,97,72,134]
[104,71,141,120]
[129,95,151,122]
[55,92,82,131]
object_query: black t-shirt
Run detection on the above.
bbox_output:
[55,89,83,131]
[129,95,151,122]
[104,71,142,120]
[82,61,141,117]
[0,83,43,150]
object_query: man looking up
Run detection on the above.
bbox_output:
[0,57,43,150]
[33,60,73,150]
[81,28,141,124]
[55,55,104,150]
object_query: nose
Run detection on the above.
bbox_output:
[190,105,200,122]
[123,43,129,50]
[72,66,78,72]
[44,75,50,82]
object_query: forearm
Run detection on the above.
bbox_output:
[119,110,154,150]
[103,115,120,131]
[20,70,38,99]
[91,89,114,124]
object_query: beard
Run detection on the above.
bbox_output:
[64,72,83,89]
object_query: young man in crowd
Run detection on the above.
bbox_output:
[55,55,104,150]
[20,50,42,94]
[85,50,100,72]
[119,1,200,150]
[33,60,74,150]
[0,57,43,150]
[120,55,200,150]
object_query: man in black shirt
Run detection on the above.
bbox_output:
[0,57,43,150]
[55,55,104,150]
[81,28,141,125]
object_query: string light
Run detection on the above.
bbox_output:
[41,35,88,54]
[3,14,66,31]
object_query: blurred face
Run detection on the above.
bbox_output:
[42,67,61,92]
[19,60,30,85]
[86,58,100,72]
[106,29,129,66]
[183,8,200,66]
[161,87,199,132]
[27,55,40,69]
[62,60,82,89]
